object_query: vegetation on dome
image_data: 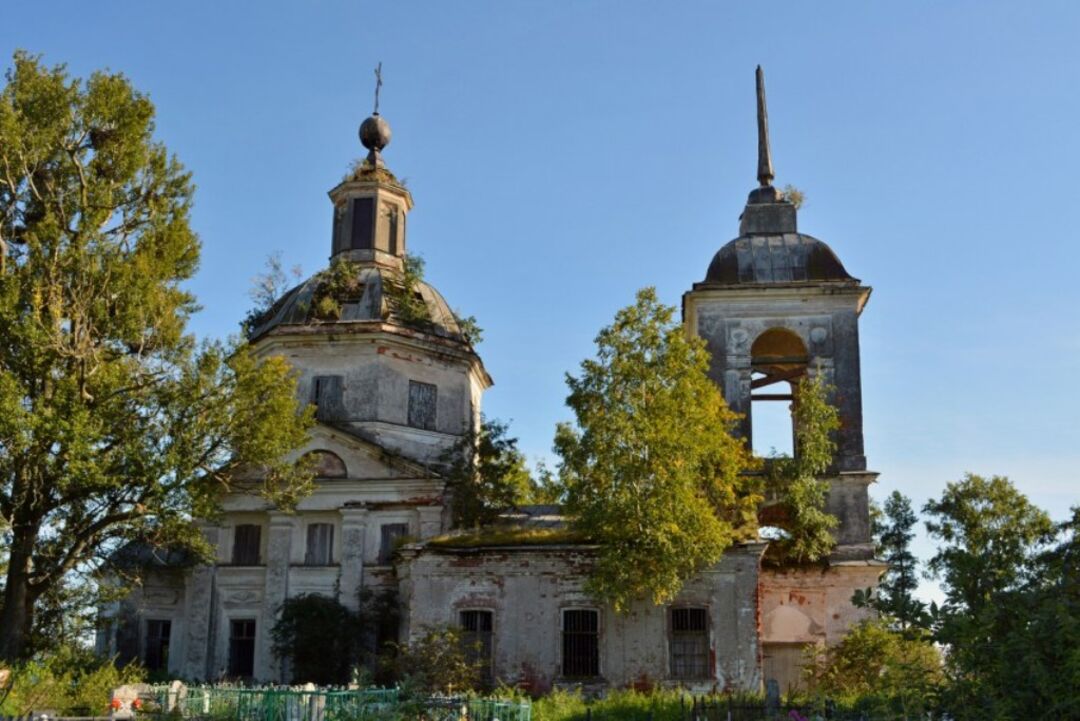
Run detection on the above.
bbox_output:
[344,157,407,188]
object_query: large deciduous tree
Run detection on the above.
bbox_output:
[922,474,1056,717]
[0,52,313,661]
[554,288,758,611]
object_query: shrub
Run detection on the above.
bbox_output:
[0,647,143,715]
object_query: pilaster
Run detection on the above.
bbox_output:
[258,513,296,682]
[339,507,370,610]
[180,525,219,679]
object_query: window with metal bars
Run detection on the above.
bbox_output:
[305,523,334,565]
[232,524,261,565]
[561,609,599,678]
[670,607,710,679]
[460,610,494,681]
[143,619,171,672]
[228,619,256,679]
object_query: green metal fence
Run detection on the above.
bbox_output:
[142,686,530,721]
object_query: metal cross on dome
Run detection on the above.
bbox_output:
[373,62,383,115]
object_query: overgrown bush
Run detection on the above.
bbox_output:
[0,647,143,715]
[382,625,485,693]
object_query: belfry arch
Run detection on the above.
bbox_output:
[749,328,808,457]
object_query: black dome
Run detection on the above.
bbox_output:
[704,233,856,285]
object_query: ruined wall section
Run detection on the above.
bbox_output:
[400,543,766,692]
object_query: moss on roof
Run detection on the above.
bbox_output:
[426,526,591,549]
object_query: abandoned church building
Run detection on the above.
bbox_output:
[96,70,882,692]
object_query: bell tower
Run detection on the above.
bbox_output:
[683,67,882,690]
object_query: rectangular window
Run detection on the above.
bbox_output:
[351,197,375,250]
[460,610,494,682]
[228,619,257,679]
[379,523,409,564]
[232,524,261,565]
[407,380,437,430]
[670,607,710,679]
[305,523,334,565]
[562,609,599,678]
[144,619,171,672]
[311,375,344,421]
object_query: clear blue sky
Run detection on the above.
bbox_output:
[6,1,1079,598]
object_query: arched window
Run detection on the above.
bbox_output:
[304,450,347,479]
[750,329,808,457]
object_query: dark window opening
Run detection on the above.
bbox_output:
[670,607,709,679]
[379,523,409,564]
[144,619,171,672]
[407,380,437,430]
[350,197,375,250]
[305,523,334,565]
[228,619,256,679]
[387,207,399,255]
[311,375,344,421]
[232,524,261,565]
[460,610,494,681]
[562,609,599,678]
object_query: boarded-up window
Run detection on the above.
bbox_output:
[312,375,345,422]
[460,610,494,682]
[407,380,437,430]
[228,619,256,679]
[670,607,709,679]
[144,619,171,672]
[562,609,599,678]
[379,523,409,564]
[232,524,261,565]
[351,197,374,250]
[305,523,334,565]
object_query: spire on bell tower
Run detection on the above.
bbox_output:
[756,65,774,189]
[741,66,794,233]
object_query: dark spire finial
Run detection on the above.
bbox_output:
[756,65,774,188]
[359,62,392,169]
[373,61,383,115]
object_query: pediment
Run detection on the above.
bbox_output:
[297,423,437,482]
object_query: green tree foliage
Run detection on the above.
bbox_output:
[765,373,840,564]
[804,619,943,718]
[852,491,928,634]
[555,288,758,611]
[0,645,143,715]
[923,474,1058,719]
[0,52,313,661]
[445,417,533,529]
[383,624,485,693]
[271,593,360,685]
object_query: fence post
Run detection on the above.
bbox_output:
[586,707,592,721]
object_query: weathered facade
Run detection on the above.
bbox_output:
[98,69,880,693]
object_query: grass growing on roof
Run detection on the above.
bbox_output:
[427,526,590,548]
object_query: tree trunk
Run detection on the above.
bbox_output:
[0,523,40,662]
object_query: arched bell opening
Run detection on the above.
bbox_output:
[749,328,808,458]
